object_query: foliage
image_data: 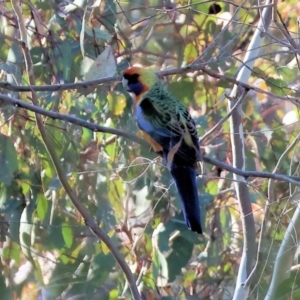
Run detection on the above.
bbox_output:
[0,0,299,299]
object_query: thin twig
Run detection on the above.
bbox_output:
[191,0,247,64]
[0,64,299,105]
[244,133,300,288]
[272,0,300,70]
[203,156,300,185]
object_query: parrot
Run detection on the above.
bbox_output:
[122,67,203,234]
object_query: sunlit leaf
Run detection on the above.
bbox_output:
[107,91,126,116]
[277,66,299,84]
[107,175,124,216]
[184,43,198,64]
[84,46,116,81]
[61,223,73,248]
[36,194,48,221]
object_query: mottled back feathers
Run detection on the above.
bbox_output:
[123,67,201,166]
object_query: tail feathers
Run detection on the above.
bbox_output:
[170,164,202,234]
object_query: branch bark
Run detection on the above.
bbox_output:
[230,2,273,299]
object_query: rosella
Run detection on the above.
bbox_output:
[122,67,202,234]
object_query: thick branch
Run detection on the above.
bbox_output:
[231,2,273,299]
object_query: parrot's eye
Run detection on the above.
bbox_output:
[123,73,139,83]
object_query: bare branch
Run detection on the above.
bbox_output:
[0,93,144,145]
[0,64,299,105]
[1,93,300,187]
[230,2,273,299]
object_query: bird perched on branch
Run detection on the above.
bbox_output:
[122,67,203,234]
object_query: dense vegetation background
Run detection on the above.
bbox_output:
[0,0,299,299]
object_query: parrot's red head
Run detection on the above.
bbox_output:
[122,67,158,103]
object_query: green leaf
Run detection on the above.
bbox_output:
[152,247,169,287]
[184,43,198,63]
[19,199,36,264]
[84,46,116,81]
[84,27,112,41]
[0,134,18,185]
[3,239,21,263]
[266,77,291,96]
[7,200,24,245]
[36,194,48,221]
[87,252,115,285]
[100,0,116,32]
[152,225,169,287]
[62,222,73,248]
[276,66,299,84]
[62,39,73,82]
[168,80,195,105]
[275,277,300,299]
[166,236,194,282]
[107,174,124,217]
[206,180,218,195]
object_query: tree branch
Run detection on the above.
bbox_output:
[0,64,299,105]
[231,2,273,299]
[1,93,300,188]
[0,93,144,145]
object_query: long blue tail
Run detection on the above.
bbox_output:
[170,164,202,234]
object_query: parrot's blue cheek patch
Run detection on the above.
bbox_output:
[128,82,143,96]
